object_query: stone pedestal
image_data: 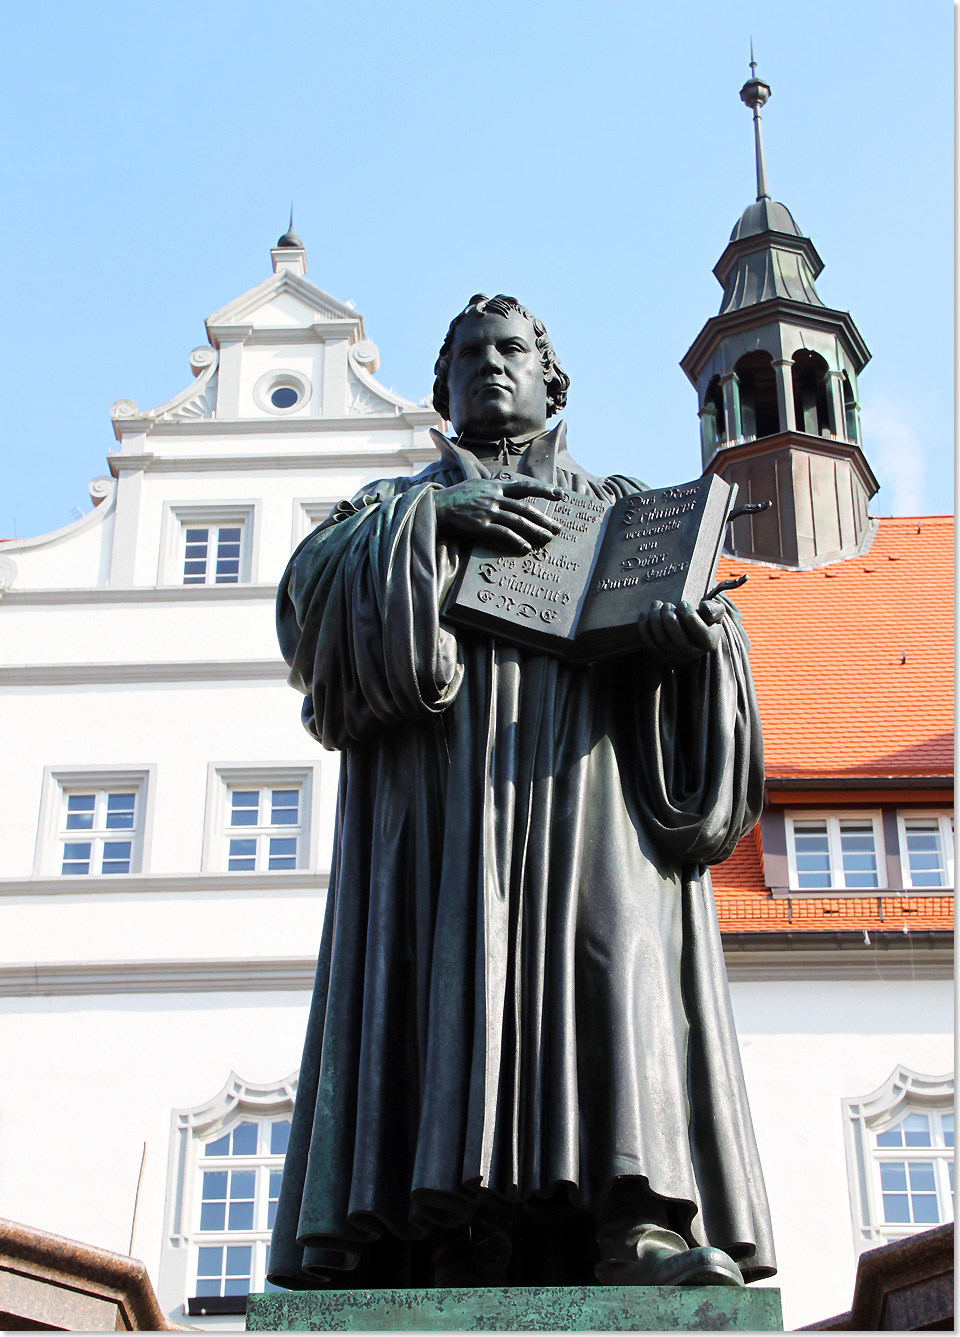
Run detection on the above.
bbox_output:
[0,1215,192,1331]
[246,1284,783,1331]
[802,1221,953,1331]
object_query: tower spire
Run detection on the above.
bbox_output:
[277,204,303,249]
[740,44,771,202]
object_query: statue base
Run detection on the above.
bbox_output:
[245,1284,783,1331]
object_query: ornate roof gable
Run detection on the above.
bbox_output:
[204,268,364,343]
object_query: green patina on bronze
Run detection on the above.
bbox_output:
[246,1285,783,1332]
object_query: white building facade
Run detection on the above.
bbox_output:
[0,238,951,1331]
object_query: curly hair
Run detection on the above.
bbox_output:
[432,294,570,423]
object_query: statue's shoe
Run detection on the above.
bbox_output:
[596,1242,745,1288]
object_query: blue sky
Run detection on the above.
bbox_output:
[0,0,951,539]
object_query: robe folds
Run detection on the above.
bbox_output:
[268,424,777,1288]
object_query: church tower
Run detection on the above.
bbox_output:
[681,57,878,567]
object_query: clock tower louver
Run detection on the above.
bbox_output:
[681,56,878,568]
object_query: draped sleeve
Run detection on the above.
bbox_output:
[628,596,764,866]
[276,481,463,751]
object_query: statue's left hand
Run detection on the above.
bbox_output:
[637,598,726,664]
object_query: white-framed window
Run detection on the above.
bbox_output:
[201,765,315,873]
[33,767,155,878]
[226,785,301,872]
[785,812,886,891]
[181,522,245,585]
[873,1109,953,1229]
[897,813,954,889]
[158,502,259,586]
[159,1073,297,1319]
[843,1067,954,1252]
[193,1114,291,1306]
[60,787,141,875]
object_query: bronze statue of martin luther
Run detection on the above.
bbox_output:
[269,294,776,1290]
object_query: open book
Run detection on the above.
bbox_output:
[442,473,738,662]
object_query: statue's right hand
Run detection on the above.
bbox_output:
[434,479,565,554]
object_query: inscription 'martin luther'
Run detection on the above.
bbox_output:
[443,474,737,661]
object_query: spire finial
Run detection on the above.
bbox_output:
[739,46,771,202]
[277,204,303,249]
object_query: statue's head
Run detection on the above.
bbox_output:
[433,294,570,440]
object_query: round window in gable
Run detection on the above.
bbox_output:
[271,385,299,410]
[253,371,312,416]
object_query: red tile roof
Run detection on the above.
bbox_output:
[713,516,953,936]
[717,517,954,780]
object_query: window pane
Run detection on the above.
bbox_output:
[230,792,259,826]
[224,1277,250,1296]
[215,527,241,584]
[225,1245,252,1278]
[201,1171,228,1199]
[105,793,136,829]
[200,1201,226,1230]
[195,1279,222,1297]
[268,837,297,870]
[912,1195,940,1224]
[268,1170,283,1229]
[793,821,831,888]
[205,1133,230,1156]
[880,1162,908,1192]
[225,1247,252,1275]
[65,794,95,830]
[228,1200,254,1230]
[880,1161,910,1223]
[905,821,945,888]
[184,529,209,584]
[62,842,91,874]
[228,1170,256,1229]
[197,1246,222,1277]
[942,1113,954,1148]
[903,1113,932,1147]
[101,841,132,874]
[231,1122,258,1156]
[882,1192,911,1224]
[840,822,879,889]
[271,1120,291,1155]
[271,790,300,826]
[907,1161,936,1193]
[228,838,257,872]
[876,1125,903,1147]
[230,1170,256,1198]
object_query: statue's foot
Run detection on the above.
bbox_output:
[596,1227,744,1288]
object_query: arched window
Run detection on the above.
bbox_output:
[705,374,726,442]
[159,1072,298,1321]
[791,350,831,436]
[734,352,780,439]
[842,372,859,444]
[842,1067,954,1253]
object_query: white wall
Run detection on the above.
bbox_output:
[0,990,311,1330]
[731,977,954,1329]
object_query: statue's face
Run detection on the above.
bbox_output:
[446,309,548,439]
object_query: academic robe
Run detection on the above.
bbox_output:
[268,423,777,1288]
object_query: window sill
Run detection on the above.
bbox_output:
[0,870,329,896]
[187,1295,248,1316]
[769,886,953,900]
